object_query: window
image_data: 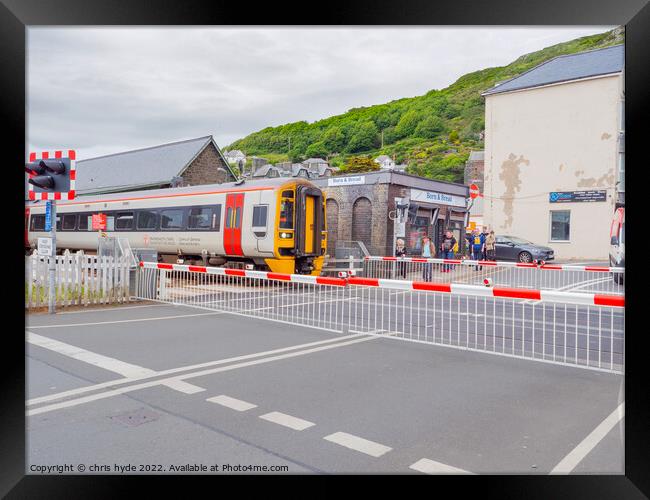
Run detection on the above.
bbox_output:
[234,207,242,228]
[212,205,222,231]
[188,207,212,230]
[31,215,45,231]
[226,207,233,228]
[78,214,90,231]
[115,212,134,231]
[252,205,268,227]
[55,215,61,231]
[62,214,77,231]
[279,200,294,229]
[137,210,158,230]
[105,215,115,231]
[282,190,294,199]
[161,209,184,230]
[550,211,570,241]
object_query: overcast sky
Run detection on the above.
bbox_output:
[27,26,615,160]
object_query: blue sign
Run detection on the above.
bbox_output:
[549,190,607,203]
[45,201,52,232]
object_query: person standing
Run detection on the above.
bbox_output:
[470,228,485,270]
[421,235,435,281]
[481,227,491,261]
[440,230,457,273]
[395,238,407,279]
[485,230,496,261]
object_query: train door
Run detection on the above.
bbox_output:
[295,186,322,257]
[224,193,244,256]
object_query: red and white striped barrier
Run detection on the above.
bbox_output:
[364,256,624,273]
[139,262,623,307]
[138,261,347,286]
[347,277,624,307]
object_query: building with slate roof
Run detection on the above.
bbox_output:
[63,136,236,197]
[482,44,624,260]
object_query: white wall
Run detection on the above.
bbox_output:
[484,75,621,260]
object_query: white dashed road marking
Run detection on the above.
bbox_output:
[162,380,206,394]
[259,411,315,431]
[409,458,473,474]
[206,395,257,412]
[323,432,392,457]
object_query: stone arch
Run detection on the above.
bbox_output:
[325,198,339,253]
[352,197,373,252]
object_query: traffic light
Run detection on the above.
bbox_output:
[26,150,76,200]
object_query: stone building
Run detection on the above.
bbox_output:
[482,44,624,260]
[313,171,469,257]
[72,136,237,196]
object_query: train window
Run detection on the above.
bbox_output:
[105,215,115,231]
[279,200,294,229]
[137,210,158,230]
[252,206,268,227]
[62,214,77,231]
[78,214,89,231]
[31,215,45,231]
[282,190,294,199]
[188,207,212,230]
[161,209,184,230]
[115,212,134,231]
[225,207,233,228]
[234,207,242,228]
[56,215,61,231]
[212,205,222,231]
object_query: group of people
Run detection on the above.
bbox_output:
[394,227,497,281]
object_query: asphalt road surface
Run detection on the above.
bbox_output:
[26,302,624,475]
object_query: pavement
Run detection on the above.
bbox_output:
[26,302,624,475]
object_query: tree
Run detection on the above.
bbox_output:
[339,156,380,174]
[394,109,421,139]
[305,141,328,159]
[321,126,346,152]
[346,121,379,153]
[448,129,460,143]
[414,116,446,139]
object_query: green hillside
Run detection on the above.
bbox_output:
[227,28,624,183]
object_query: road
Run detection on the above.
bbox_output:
[26,302,624,474]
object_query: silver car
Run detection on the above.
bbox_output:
[495,235,555,263]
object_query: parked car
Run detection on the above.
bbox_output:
[495,235,555,263]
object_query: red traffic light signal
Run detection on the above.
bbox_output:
[26,150,76,200]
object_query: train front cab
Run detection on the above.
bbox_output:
[266,182,326,275]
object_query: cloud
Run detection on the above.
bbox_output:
[27,26,615,159]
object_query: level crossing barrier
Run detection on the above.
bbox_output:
[135,262,624,374]
[363,256,624,295]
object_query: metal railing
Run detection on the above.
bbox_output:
[135,262,624,374]
[363,256,625,295]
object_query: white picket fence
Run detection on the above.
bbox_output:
[25,250,132,309]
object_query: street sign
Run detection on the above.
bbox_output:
[37,237,53,257]
[92,213,107,230]
[45,201,52,232]
[469,184,480,199]
[549,190,607,203]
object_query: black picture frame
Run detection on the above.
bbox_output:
[3,0,648,496]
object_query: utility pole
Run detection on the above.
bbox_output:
[381,130,384,149]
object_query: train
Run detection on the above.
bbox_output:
[25,177,327,275]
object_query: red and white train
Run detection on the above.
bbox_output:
[25,177,327,275]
